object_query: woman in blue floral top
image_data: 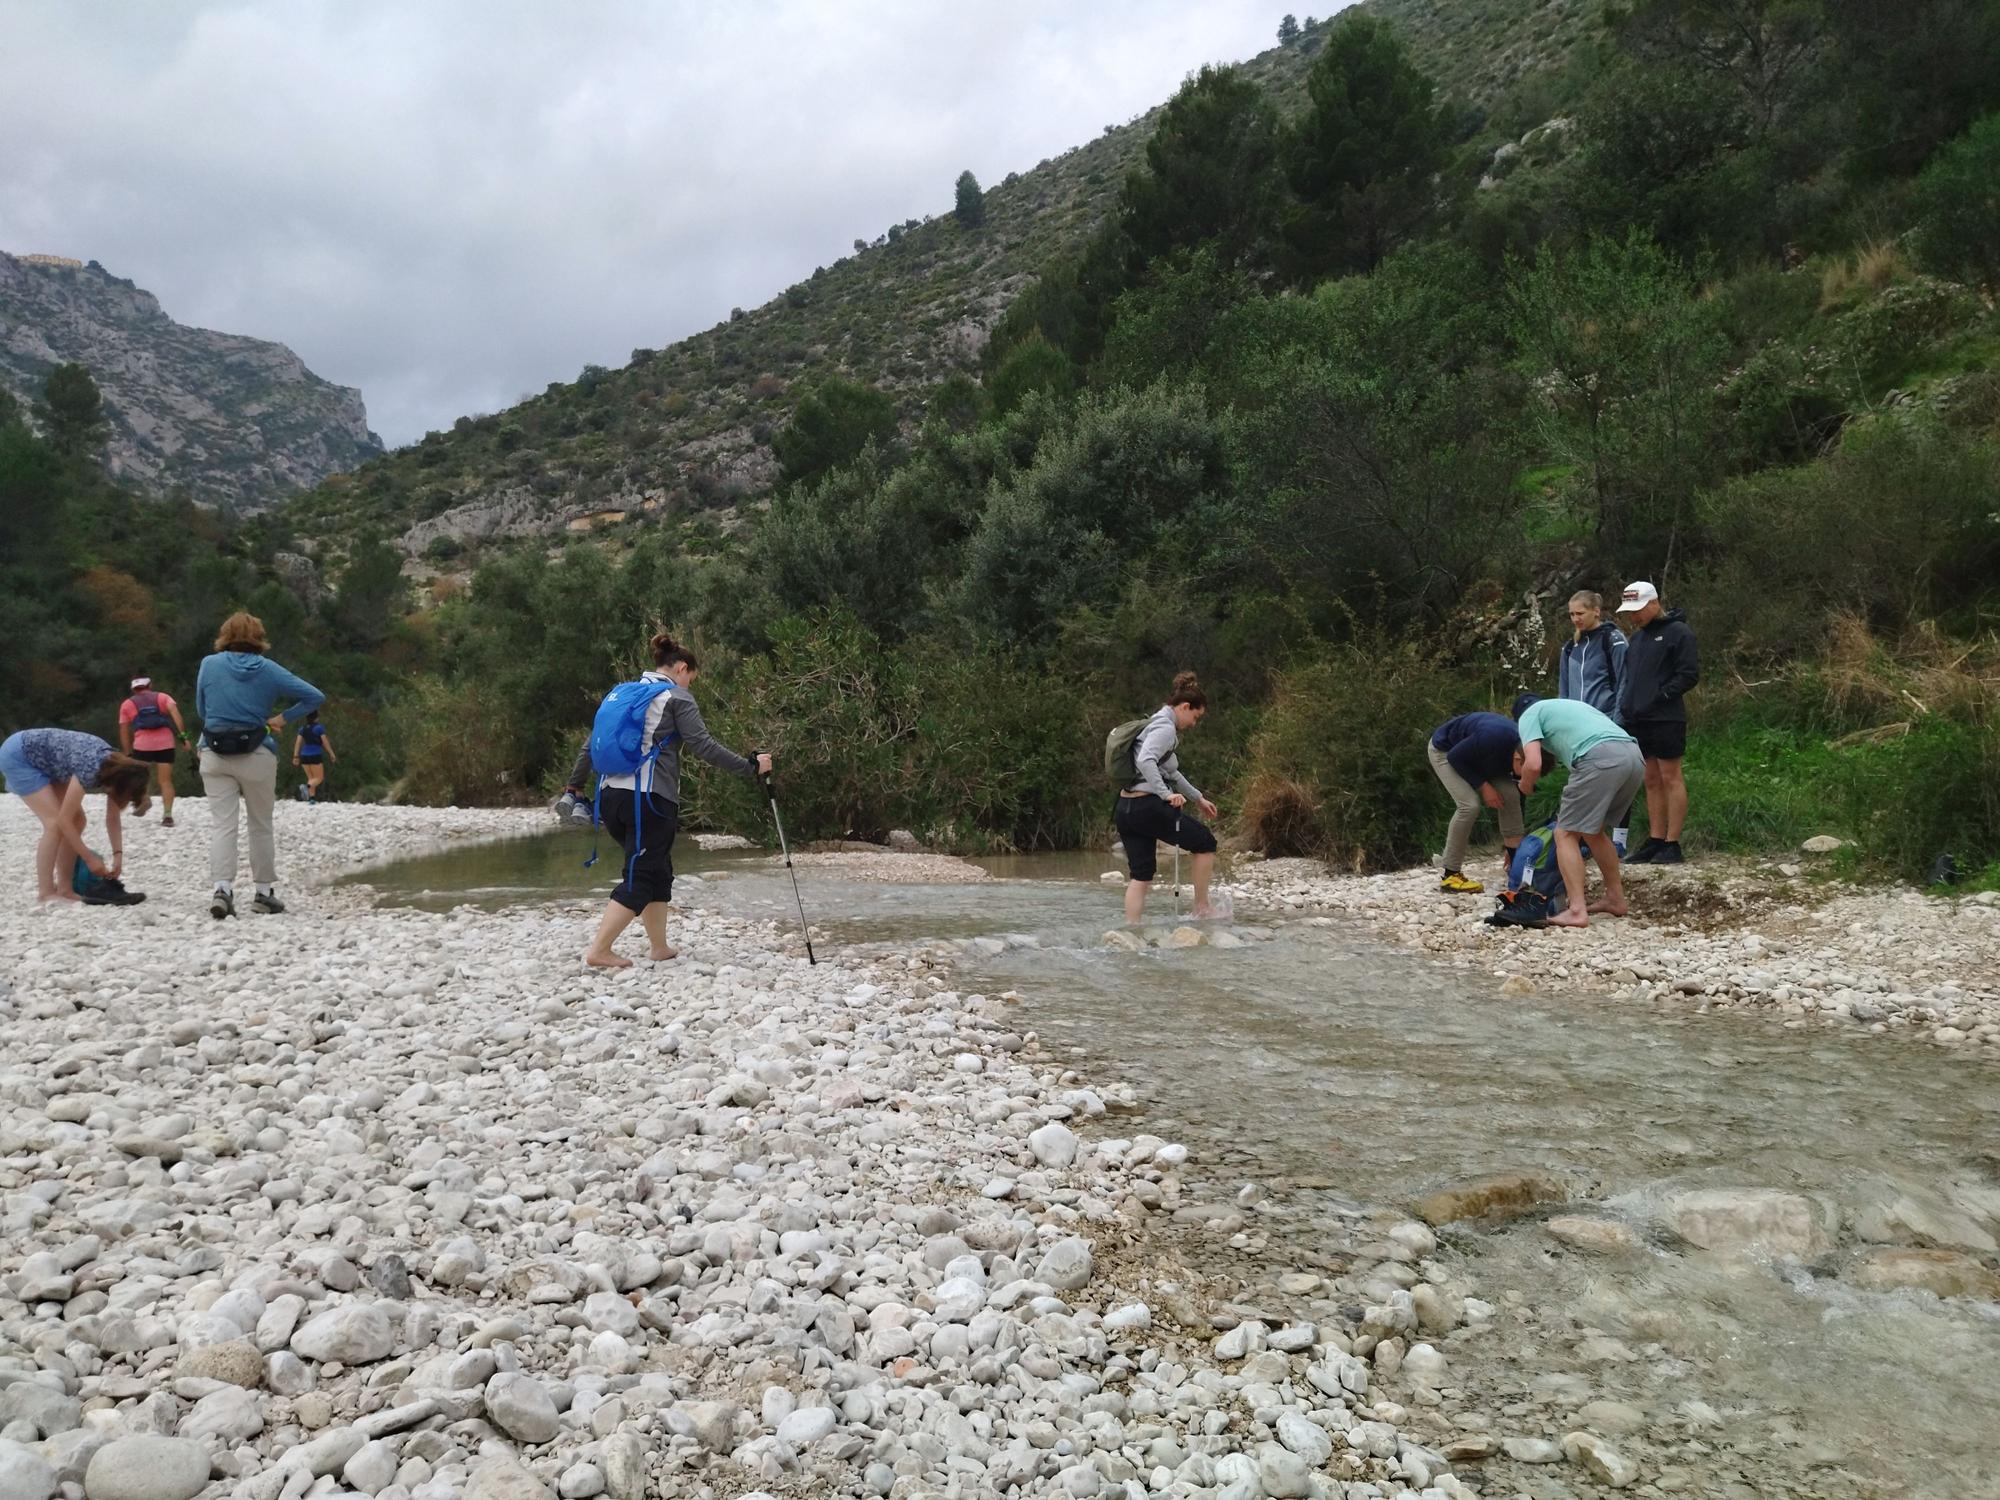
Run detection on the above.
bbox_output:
[0,727,154,902]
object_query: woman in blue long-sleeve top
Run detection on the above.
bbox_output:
[195,610,324,919]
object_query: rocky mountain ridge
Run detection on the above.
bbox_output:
[0,251,381,511]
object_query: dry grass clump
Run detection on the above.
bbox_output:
[1819,614,1998,726]
[1819,240,1912,309]
[1239,774,1323,858]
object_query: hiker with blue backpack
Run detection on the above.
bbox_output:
[118,675,192,827]
[581,632,772,970]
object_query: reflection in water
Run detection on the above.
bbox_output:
[355,835,2000,1497]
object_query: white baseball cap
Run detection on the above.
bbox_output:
[130,676,152,689]
[1616,581,1659,613]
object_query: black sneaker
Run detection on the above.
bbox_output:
[210,889,235,920]
[1650,842,1685,865]
[83,878,147,906]
[1627,837,1666,864]
[253,890,286,915]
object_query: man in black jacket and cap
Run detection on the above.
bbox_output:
[1616,580,1699,863]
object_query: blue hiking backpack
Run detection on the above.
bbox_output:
[584,679,682,882]
[130,691,171,732]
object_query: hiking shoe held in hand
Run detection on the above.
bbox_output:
[253,890,286,915]
[1439,871,1486,894]
[83,877,147,906]
[210,889,235,920]
[555,790,595,828]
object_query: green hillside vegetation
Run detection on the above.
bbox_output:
[10,0,2000,885]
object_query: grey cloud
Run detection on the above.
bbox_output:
[0,0,1289,445]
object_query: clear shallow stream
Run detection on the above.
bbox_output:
[351,833,2000,1499]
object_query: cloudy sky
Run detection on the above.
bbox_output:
[0,1,1310,446]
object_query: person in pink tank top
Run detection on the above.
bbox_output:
[119,675,191,827]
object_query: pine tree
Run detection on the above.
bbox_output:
[954,170,986,228]
[1278,14,1301,46]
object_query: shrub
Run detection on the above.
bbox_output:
[1243,637,1470,870]
[392,678,525,806]
[1911,113,2000,287]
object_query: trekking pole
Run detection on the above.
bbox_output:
[760,761,816,966]
[1173,813,1183,917]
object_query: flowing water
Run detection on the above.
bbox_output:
[353,834,2000,1499]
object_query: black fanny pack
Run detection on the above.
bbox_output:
[206,727,265,756]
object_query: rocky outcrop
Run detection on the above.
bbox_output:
[0,251,380,509]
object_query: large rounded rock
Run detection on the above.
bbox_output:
[84,1436,211,1500]
[178,1337,264,1387]
[1545,1216,1643,1255]
[0,1440,56,1500]
[291,1303,395,1364]
[465,1457,555,1500]
[484,1372,561,1444]
[1035,1237,1094,1291]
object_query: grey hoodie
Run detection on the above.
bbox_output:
[601,671,754,801]
[1130,706,1203,802]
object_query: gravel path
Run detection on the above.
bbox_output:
[1235,854,2000,1049]
[0,801,1512,1500]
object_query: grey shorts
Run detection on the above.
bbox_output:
[1558,740,1646,835]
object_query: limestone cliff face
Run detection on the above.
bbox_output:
[0,252,381,509]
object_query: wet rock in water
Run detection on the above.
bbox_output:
[1545,1215,1644,1254]
[1166,925,1207,948]
[1444,1433,1499,1462]
[1851,1188,1998,1254]
[1413,1171,1569,1226]
[1102,929,1145,951]
[83,1437,211,1500]
[1502,1435,1564,1463]
[1571,1401,1645,1439]
[1847,1247,2000,1300]
[1563,1430,1640,1487]
[1664,1188,1834,1260]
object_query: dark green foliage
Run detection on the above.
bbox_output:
[1120,67,1280,270]
[771,378,898,490]
[1505,232,1727,564]
[38,363,109,458]
[1279,14,1450,277]
[1912,114,2000,285]
[954,170,985,228]
[988,333,1078,418]
[1278,14,1301,46]
[1690,415,2000,660]
[1241,635,1469,870]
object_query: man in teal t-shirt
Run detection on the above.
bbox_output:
[1513,694,1645,928]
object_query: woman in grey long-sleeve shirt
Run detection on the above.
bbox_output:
[1115,671,1220,921]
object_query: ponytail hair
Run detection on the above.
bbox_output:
[1167,670,1207,710]
[650,631,700,671]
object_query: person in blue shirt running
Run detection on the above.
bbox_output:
[292,712,336,804]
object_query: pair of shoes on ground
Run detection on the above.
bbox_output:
[1627,838,1686,865]
[210,889,285,919]
[553,790,596,829]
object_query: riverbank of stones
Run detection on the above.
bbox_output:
[1235,856,2000,1047]
[5,801,1575,1500]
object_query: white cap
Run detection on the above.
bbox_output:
[1616,581,1659,613]
[130,676,152,690]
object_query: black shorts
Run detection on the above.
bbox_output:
[1630,720,1688,762]
[130,748,177,765]
[1114,794,1217,883]
[600,788,679,911]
